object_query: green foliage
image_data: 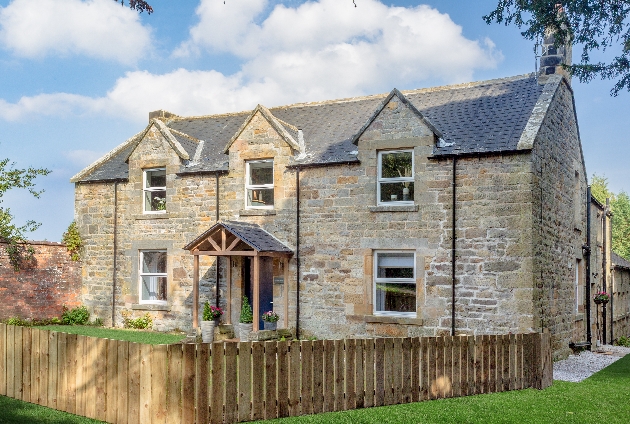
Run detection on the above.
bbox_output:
[123,312,153,329]
[239,296,253,324]
[6,316,62,326]
[32,325,184,345]
[0,156,51,270]
[616,335,630,347]
[202,301,223,321]
[7,316,28,326]
[89,317,104,327]
[62,221,83,261]
[484,1,630,95]
[61,305,90,325]
[590,174,630,260]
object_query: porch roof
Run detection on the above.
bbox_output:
[183,220,293,257]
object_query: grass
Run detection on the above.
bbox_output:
[264,353,630,423]
[1,352,628,423]
[0,395,103,423]
[31,325,186,345]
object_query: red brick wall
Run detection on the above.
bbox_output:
[0,241,82,320]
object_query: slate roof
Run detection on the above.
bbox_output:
[612,252,630,270]
[73,73,553,183]
[183,221,293,255]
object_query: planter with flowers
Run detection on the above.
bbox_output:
[262,311,279,330]
[238,296,254,340]
[594,291,610,305]
[200,302,223,343]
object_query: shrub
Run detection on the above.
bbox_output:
[239,296,253,324]
[616,335,630,347]
[202,302,223,321]
[62,221,83,261]
[261,311,279,322]
[61,305,90,325]
[123,312,153,330]
[7,317,29,326]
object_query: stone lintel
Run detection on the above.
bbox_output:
[347,315,423,326]
[131,303,171,312]
[368,205,419,213]
[238,209,277,217]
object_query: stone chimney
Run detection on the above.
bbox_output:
[149,109,177,122]
[539,6,572,84]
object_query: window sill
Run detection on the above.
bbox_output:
[239,209,277,216]
[131,303,170,311]
[369,205,419,213]
[134,213,171,220]
[348,314,423,326]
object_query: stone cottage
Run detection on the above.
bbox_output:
[72,45,591,358]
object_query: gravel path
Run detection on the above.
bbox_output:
[553,345,630,382]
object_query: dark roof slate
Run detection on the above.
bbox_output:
[183,221,293,254]
[74,74,549,182]
[612,252,630,270]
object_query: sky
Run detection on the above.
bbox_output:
[0,0,628,242]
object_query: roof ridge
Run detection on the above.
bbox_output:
[169,127,201,143]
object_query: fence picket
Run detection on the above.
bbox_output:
[428,337,436,400]
[383,338,393,405]
[300,341,313,416]
[288,341,300,417]
[39,329,49,407]
[182,343,196,424]
[75,336,85,417]
[106,339,118,424]
[515,334,523,390]
[355,339,365,409]
[410,337,420,402]
[65,333,76,413]
[117,340,130,424]
[452,336,461,398]
[419,337,428,401]
[251,342,265,421]
[0,324,5,397]
[393,338,402,404]
[56,331,66,411]
[345,339,356,410]
[166,344,182,424]
[311,340,323,414]
[47,331,58,410]
[277,341,289,418]
[323,340,335,412]
[364,338,375,408]
[152,344,168,424]
[374,338,384,407]
[30,329,39,405]
[333,339,344,411]
[238,342,252,422]
[211,343,225,424]
[139,343,153,424]
[265,341,278,420]
[443,336,452,399]
[225,342,239,423]
[127,342,141,424]
[503,335,511,392]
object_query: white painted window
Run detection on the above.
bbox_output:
[374,251,416,316]
[139,250,167,304]
[377,150,414,205]
[143,168,166,213]
[246,160,274,209]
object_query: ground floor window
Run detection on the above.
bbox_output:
[374,251,416,316]
[140,250,167,303]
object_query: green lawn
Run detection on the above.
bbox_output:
[1,353,628,423]
[32,325,186,345]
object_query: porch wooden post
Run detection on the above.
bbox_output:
[253,254,260,332]
[226,257,232,325]
[193,254,199,329]
[283,258,289,329]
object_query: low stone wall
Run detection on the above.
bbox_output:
[0,241,82,320]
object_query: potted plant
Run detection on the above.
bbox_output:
[262,311,279,330]
[238,296,254,340]
[200,301,222,343]
[594,291,610,305]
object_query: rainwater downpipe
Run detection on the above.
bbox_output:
[112,180,119,327]
[602,198,608,344]
[585,186,592,349]
[216,173,221,309]
[451,157,457,337]
[609,200,614,343]
[296,166,301,340]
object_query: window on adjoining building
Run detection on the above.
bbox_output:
[246,160,274,209]
[377,150,414,205]
[139,250,167,303]
[143,168,166,213]
[374,251,416,316]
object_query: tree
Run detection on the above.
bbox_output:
[0,157,51,269]
[484,1,630,95]
[113,0,153,14]
[590,174,630,260]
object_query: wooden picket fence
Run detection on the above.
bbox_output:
[0,324,552,423]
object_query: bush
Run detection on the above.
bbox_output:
[61,305,90,325]
[202,302,223,321]
[616,335,630,347]
[6,317,29,326]
[239,296,253,324]
[123,313,153,330]
[62,221,83,261]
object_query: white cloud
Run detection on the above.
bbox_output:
[0,0,152,64]
[0,0,502,122]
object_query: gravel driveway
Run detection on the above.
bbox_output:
[553,345,630,382]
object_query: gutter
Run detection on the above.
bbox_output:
[296,166,301,339]
[602,198,608,344]
[216,173,221,310]
[584,186,592,350]
[112,180,120,327]
[451,157,457,336]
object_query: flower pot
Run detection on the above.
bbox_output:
[263,321,277,331]
[238,323,253,341]
[594,298,608,305]
[200,320,215,343]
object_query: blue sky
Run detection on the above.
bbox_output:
[1,0,628,241]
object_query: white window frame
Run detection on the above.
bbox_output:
[245,159,274,209]
[139,250,167,305]
[373,251,417,317]
[377,150,414,206]
[143,168,166,214]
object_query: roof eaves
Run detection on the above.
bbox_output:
[350,88,443,145]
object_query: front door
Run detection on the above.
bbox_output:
[242,257,274,329]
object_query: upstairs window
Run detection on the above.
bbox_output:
[143,168,166,213]
[374,251,416,316]
[140,250,167,304]
[378,150,414,205]
[246,160,274,209]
